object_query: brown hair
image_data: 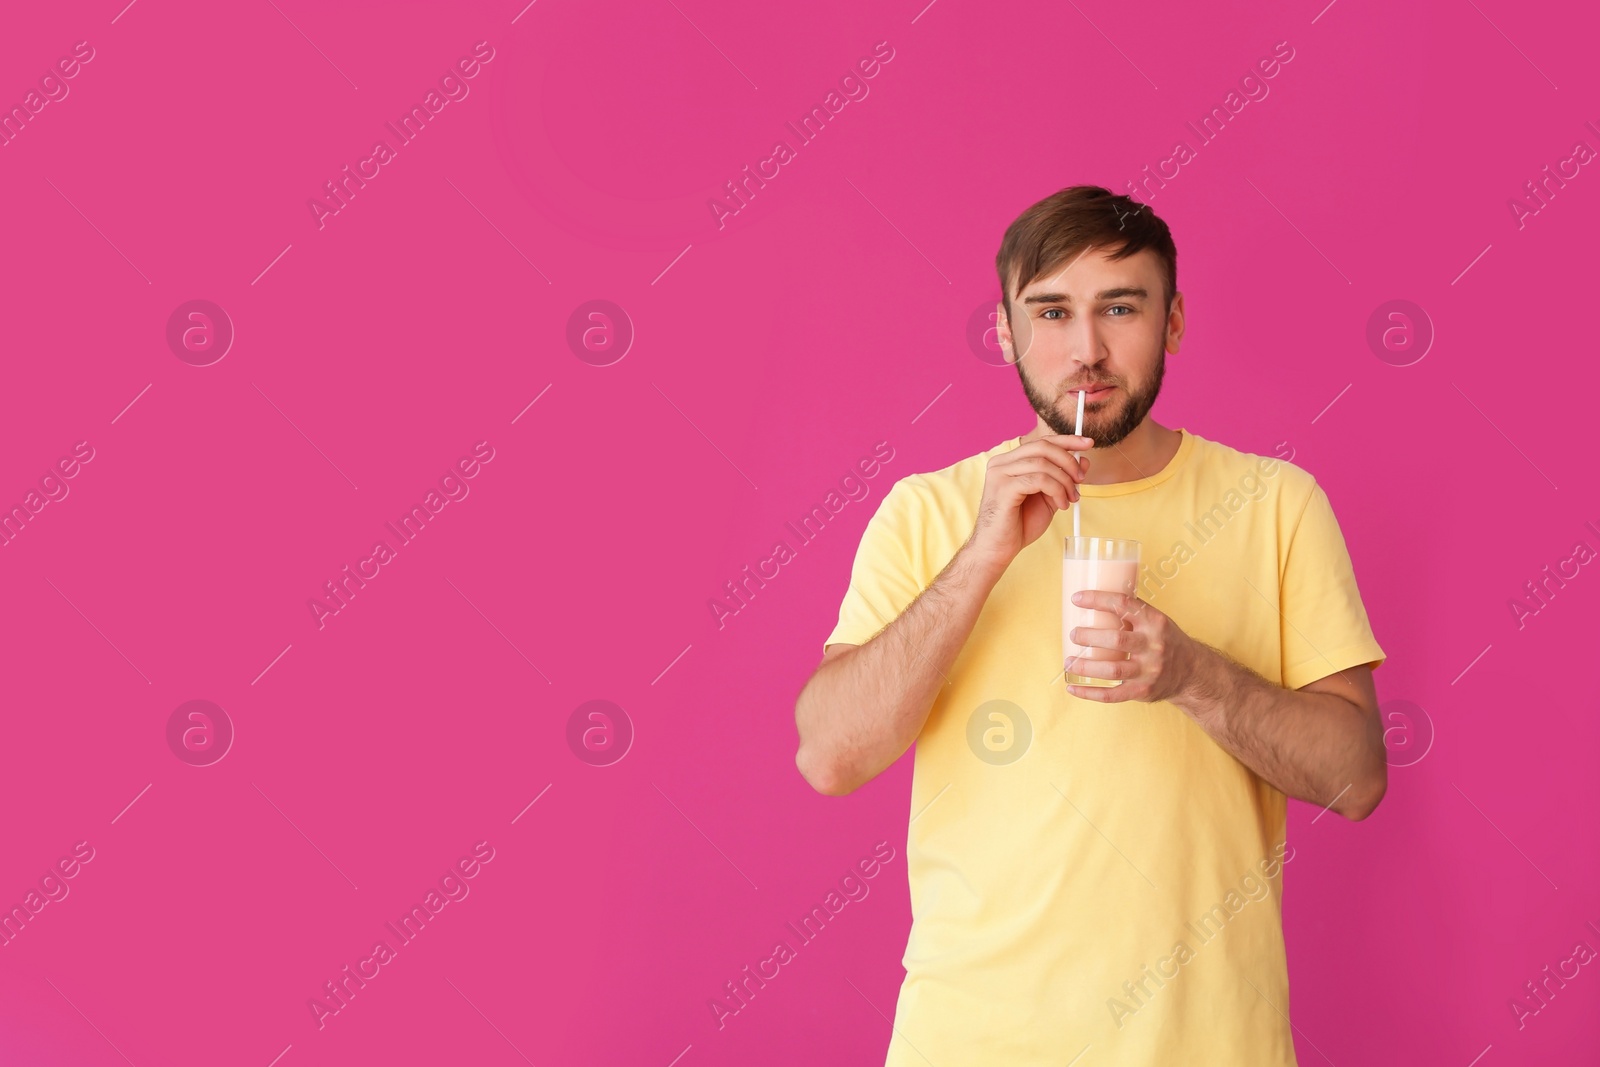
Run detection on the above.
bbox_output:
[995,185,1177,320]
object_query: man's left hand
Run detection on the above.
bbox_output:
[1065,590,1202,704]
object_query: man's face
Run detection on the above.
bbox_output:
[998,246,1181,448]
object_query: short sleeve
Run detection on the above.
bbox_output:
[1279,482,1387,690]
[823,478,929,654]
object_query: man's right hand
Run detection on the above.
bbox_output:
[965,434,1094,570]
[797,434,1093,795]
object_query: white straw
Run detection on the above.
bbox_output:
[1071,389,1085,538]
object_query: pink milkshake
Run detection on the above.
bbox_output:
[1062,537,1142,688]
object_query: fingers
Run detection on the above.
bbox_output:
[1068,660,1135,684]
[1005,437,1094,483]
[1069,589,1140,614]
[1067,626,1137,653]
[998,456,1080,507]
[1008,470,1072,512]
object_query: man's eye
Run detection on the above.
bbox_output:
[1042,308,1065,320]
[1107,305,1133,316]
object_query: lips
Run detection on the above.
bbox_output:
[1068,384,1116,400]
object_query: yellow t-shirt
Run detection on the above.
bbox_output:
[824,427,1385,1066]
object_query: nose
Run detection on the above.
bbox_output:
[1067,317,1111,377]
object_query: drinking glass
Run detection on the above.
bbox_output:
[1062,536,1142,688]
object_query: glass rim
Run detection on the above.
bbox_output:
[1062,535,1142,550]
[1063,535,1142,561]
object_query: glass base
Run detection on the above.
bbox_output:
[1065,671,1123,688]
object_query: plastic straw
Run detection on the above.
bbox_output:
[1071,388,1085,538]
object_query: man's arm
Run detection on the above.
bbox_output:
[795,543,1006,796]
[798,433,1091,797]
[1175,652,1386,820]
[1064,589,1387,821]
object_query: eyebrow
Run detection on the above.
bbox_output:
[1021,286,1148,305]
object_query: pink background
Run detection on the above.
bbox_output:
[1,0,1596,1064]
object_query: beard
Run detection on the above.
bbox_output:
[1016,344,1166,449]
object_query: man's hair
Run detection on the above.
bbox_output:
[995,185,1177,321]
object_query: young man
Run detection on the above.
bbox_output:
[794,185,1387,1065]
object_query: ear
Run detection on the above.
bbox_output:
[995,300,1019,364]
[1164,292,1185,354]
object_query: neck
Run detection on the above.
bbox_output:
[1021,417,1181,485]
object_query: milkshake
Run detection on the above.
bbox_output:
[1062,537,1141,688]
